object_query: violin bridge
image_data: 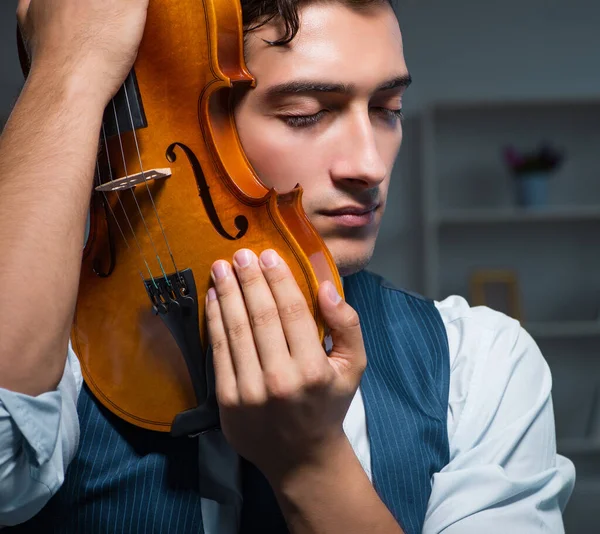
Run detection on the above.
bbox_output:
[95,168,172,192]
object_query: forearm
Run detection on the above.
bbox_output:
[0,66,104,395]
[272,437,404,534]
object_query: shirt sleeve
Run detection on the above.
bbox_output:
[424,296,576,534]
[0,343,82,527]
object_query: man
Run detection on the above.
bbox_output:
[0,0,575,532]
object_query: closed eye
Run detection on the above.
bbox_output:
[372,107,404,123]
[280,107,403,129]
[281,110,328,128]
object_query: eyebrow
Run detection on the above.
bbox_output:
[262,74,412,99]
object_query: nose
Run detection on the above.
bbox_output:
[329,110,388,189]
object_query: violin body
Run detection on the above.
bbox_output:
[72,0,342,433]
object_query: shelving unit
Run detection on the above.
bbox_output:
[419,97,600,531]
[420,96,600,324]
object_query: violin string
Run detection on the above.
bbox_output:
[95,159,148,282]
[122,82,180,280]
[100,122,156,284]
[94,159,130,250]
[94,157,149,280]
[110,98,169,284]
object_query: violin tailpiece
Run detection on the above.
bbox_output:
[144,268,220,437]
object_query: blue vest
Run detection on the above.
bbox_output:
[9,270,450,534]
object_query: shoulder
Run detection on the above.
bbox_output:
[434,294,525,370]
[433,294,550,444]
[424,296,576,530]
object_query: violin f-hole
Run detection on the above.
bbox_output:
[166,142,249,240]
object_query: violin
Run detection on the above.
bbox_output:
[20,0,342,436]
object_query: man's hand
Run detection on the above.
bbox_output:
[206,248,366,483]
[16,0,149,108]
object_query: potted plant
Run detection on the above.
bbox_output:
[503,143,565,208]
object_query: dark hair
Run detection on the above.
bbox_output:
[241,0,391,46]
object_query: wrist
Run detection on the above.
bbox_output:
[26,60,110,117]
[269,433,355,496]
[268,436,392,534]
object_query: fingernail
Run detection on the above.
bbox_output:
[260,249,279,268]
[207,287,217,301]
[327,281,342,304]
[234,249,252,268]
[212,261,230,280]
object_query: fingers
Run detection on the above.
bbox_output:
[208,248,347,406]
[257,250,324,363]
[231,249,289,373]
[209,259,265,401]
[205,287,238,406]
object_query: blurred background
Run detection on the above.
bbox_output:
[1,0,599,531]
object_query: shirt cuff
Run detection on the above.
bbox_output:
[0,346,82,526]
[0,387,62,467]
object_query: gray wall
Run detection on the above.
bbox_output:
[0,1,23,128]
[369,0,600,294]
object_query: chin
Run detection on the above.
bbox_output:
[328,241,376,277]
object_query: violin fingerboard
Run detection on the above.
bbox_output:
[102,69,148,138]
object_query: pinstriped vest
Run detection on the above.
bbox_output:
[9,270,450,534]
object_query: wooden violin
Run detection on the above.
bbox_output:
[17,0,342,435]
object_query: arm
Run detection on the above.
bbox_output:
[0,0,148,396]
[0,62,105,396]
[423,298,575,533]
[0,0,148,524]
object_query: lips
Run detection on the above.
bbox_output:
[319,203,379,216]
[317,203,379,228]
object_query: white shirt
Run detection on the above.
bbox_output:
[0,294,576,532]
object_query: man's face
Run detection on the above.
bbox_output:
[234,2,409,276]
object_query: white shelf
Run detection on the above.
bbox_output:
[558,438,600,455]
[437,205,600,225]
[525,321,600,339]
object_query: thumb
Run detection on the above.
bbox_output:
[318,281,367,374]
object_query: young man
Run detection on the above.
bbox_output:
[0,0,575,532]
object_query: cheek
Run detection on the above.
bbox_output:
[237,116,325,194]
[381,127,403,167]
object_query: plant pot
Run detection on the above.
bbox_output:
[515,172,549,208]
